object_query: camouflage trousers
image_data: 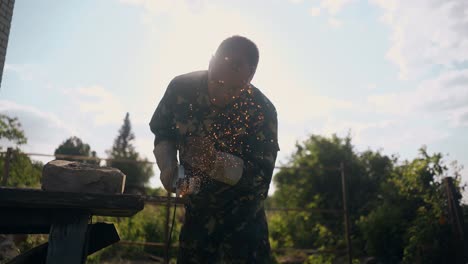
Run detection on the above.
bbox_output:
[177,198,273,264]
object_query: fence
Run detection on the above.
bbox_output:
[0,147,359,264]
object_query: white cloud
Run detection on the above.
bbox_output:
[4,64,34,81]
[118,0,198,24]
[4,63,46,83]
[370,0,468,79]
[450,106,468,127]
[320,118,395,138]
[0,100,75,157]
[292,0,356,25]
[0,100,71,134]
[276,91,354,123]
[310,7,321,16]
[366,92,414,115]
[328,17,342,28]
[118,0,190,15]
[366,0,468,128]
[318,117,450,155]
[65,85,125,125]
[366,83,377,90]
[367,69,468,127]
[321,0,355,15]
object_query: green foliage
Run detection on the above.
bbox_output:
[306,254,335,264]
[270,135,463,263]
[3,112,463,263]
[54,136,99,164]
[356,147,456,264]
[357,203,405,263]
[107,113,153,192]
[271,134,392,251]
[0,114,27,146]
[268,212,295,249]
[0,114,42,188]
[88,194,183,263]
[16,234,48,254]
[0,149,43,188]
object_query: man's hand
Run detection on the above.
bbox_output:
[183,137,216,172]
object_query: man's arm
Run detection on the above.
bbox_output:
[149,80,179,192]
[150,79,178,146]
[237,107,280,198]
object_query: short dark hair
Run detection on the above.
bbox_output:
[215,35,259,71]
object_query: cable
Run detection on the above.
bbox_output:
[166,201,177,262]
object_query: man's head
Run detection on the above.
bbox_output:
[208,36,259,107]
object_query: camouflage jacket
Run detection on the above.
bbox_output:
[150,70,279,209]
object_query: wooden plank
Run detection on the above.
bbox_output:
[0,187,144,217]
[46,210,90,264]
[0,208,53,234]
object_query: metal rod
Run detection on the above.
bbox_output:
[143,195,343,214]
[341,162,352,264]
[144,195,186,205]
[265,207,343,215]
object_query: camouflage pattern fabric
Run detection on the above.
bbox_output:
[150,70,279,263]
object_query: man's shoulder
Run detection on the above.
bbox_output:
[170,70,207,89]
[164,70,207,103]
[250,85,277,117]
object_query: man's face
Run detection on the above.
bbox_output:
[208,49,254,107]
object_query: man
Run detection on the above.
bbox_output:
[150,36,279,263]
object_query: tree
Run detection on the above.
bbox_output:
[0,114,42,188]
[269,134,464,263]
[0,114,27,146]
[54,136,99,164]
[358,148,459,264]
[0,149,43,188]
[107,113,153,193]
[270,135,388,250]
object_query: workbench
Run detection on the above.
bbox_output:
[0,187,144,264]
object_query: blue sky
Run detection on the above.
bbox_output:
[1,0,467,195]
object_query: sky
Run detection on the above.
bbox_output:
[1,0,467,196]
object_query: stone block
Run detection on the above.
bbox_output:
[41,160,126,194]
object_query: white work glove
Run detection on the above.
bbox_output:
[182,137,244,186]
[209,152,244,186]
[153,140,178,193]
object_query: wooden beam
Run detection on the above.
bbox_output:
[7,223,120,264]
[46,210,90,264]
[0,208,54,234]
[0,187,144,217]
